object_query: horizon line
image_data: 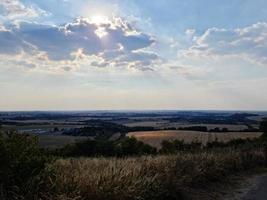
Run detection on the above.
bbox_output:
[1,109,267,113]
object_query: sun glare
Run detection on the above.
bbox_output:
[95,27,108,38]
[90,15,109,25]
[90,15,109,38]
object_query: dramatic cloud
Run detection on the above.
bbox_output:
[0,28,32,54]
[0,17,157,70]
[181,22,267,66]
[0,0,48,19]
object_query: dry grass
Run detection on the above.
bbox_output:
[40,149,267,200]
[127,130,263,148]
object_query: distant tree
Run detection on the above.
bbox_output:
[260,120,267,138]
[62,139,115,157]
[179,126,208,132]
[213,127,221,132]
[57,137,157,157]
[222,128,229,132]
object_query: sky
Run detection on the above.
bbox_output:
[0,0,267,111]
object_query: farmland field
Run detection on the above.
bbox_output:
[124,121,252,131]
[127,130,263,148]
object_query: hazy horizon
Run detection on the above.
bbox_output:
[1,0,267,110]
[1,109,267,113]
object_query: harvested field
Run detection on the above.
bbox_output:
[127,130,263,148]
[124,121,251,131]
[123,120,169,128]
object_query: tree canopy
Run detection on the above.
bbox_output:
[260,120,267,138]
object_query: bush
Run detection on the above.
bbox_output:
[260,120,267,138]
[0,132,49,199]
[55,137,157,158]
[160,140,185,154]
[115,137,157,156]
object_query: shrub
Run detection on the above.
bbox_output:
[0,132,49,199]
[260,120,267,138]
[115,137,157,156]
[55,137,157,158]
[160,140,185,154]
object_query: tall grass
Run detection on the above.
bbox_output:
[39,149,267,200]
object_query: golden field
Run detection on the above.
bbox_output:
[127,130,263,148]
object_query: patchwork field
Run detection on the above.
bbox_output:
[124,121,251,131]
[127,130,263,148]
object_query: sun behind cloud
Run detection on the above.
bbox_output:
[90,15,109,25]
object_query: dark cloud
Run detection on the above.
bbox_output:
[16,20,102,60]
[14,18,154,60]
[0,17,157,70]
[0,29,32,54]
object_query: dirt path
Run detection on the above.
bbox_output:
[241,174,267,200]
[223,173,267,200]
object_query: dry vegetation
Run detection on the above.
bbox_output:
[127,130,263,148]
[40,149,267,200]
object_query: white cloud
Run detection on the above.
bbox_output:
[0,0,48,20]
[185,29,196,37]
[181,22,267,66]
[0,22,8,31]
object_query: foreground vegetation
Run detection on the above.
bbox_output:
[40,149,267,200]
[0,121,266,199]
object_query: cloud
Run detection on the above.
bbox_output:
[14,60,36,69]
[91,61,109,68]
[169,65,210,80]
[90,50,159,71]
[0,28,33,54]
[17,17,155,60]
[0,17,157,71]
[185,29,196,37]
[0,23,8,31]
[181,22,267,66]
[0,0,48,20]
